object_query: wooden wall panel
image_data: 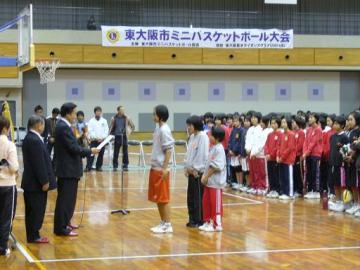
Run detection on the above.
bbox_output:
[0,67,18,78]
[84,46,143,64]
[35,44,83,63]
[203,49,259,65]
[260,49,315,65]
[315,48,360,66]
[0,43,17,56]
[144,48,202,64]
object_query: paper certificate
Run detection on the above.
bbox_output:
[96,135,114,150]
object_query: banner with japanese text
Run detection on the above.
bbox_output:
[102,26,293,49]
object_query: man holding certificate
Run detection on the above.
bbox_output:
[53,103,100,237]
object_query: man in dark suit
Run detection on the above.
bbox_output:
[21,115,57,243]
[53,102,99,236]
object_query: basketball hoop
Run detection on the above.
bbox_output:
[36,59,60,84]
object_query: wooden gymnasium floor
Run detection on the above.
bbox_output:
[1,153,360,270]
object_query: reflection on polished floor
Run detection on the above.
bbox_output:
[1,163,360,270]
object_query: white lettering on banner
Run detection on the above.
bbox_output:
[101,26,293,49]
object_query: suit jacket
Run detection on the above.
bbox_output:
[21,132,57,192]
[54,119,91,179]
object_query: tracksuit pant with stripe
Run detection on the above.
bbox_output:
[203,186,223,228]
[0,186,17,253]
[279,163,294,196]
[305,156,321,192]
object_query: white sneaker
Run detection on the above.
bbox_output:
[231,183,239,190]
[331,201,345,212]
[328,200,337,211]
[354,210,360,217]
[199,222,211,231]
[328,194,336,200]
[304,191,312,199]
[272,191,279,198]
[279,194,292,200]
[266,191,275,198]
[345,204,360,215]
[152,222,173,234]
[150,221,164,232]
[248,188,256,194]
[313,192,321,199]
[237,184,244,191]
[294,192,301,198]
[240,186,248,192]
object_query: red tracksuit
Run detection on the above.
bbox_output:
[294,129,305,158]
[303,126,323,158]
[277,131,296,165]
[264,130,282,161]
[322,128,336,161]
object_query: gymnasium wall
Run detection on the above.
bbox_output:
[339,72,360,114]
[41,69,341,130]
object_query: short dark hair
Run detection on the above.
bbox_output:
[252,112,262,123]
[261,115,271,127]
[271,117,281,128]
[60,102,77,117]
[226,113,233,119]
[282,115,293,130]
[77,110,84,117]
[117,105,124,111]
[214,114,223,121]
[189,115,204,131]
[211,126,225,142]
[52,108,60,114]
[309,112,320,123]
[94,106,102,113]
[327,114,336,123]
[293,115,306,129]
[204,112,213,120]
[34,105,43,113]
[0,116,10,133]
[154,105,169,122]
[27,115,45,129]
[334,115,346,128]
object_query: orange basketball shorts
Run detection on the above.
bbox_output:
[148,169,170,203]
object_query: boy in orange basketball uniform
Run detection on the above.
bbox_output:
[148,105,174,234]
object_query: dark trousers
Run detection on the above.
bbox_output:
[293,157,304,194]
[24,191,47,242]
[320,160,329,193]
[113,135,128,169]
[0,186,17,252]
[187,174,204,225]
[279,163,294,196]
[267,160,280,192]
[54,178,79,235]
[47,142,54,155]
[86,141,105,170]
[305,156,321,192]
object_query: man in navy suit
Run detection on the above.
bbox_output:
[22,115,57,243]
[53,103,99,236]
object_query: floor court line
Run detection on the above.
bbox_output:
[31,246,360,264]
[75,187,264,204]
[14,201,260,218]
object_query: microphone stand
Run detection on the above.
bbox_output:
[111,132,130,215]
